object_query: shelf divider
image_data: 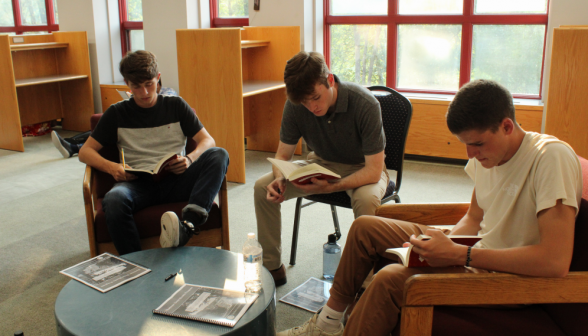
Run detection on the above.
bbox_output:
[15,74,89,87]
[10,42,69,51]
[241,40,270,49]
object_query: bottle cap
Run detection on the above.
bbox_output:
[328,233,337,243]
[14,332,24,336]
[248,232,256,239]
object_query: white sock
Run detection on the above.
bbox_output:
[316,305,344,332]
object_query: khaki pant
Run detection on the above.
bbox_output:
[329,216,486,336]
[254,153,389,270]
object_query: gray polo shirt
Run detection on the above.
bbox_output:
[280,75,385,165]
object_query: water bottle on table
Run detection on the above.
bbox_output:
[323,233,341,279]
[243,232,263,293]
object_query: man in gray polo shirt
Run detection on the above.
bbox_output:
[254,51,388,286]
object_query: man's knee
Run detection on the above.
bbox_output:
[204,147,229,167]
[349,215,381,239]
[103,186,132,210]
[254,174,273,199]
[352,192,382,216]
[372,263,409,292]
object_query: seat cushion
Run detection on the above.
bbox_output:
[94,200,222,244]
[304,180,396,208]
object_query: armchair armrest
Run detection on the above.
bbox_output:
[82,165,99,256]
[399,271,588,336]
[218,176,230,250]
[376,203,470,226]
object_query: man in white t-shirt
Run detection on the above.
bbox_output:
[277,79,583,336]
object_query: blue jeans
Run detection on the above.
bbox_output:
[102,147,229,255]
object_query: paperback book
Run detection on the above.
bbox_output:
[59,252,151,293]
[267,158,340,185]
[386,234,482,267]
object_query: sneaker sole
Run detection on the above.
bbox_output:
[51,131,71,158]
[160,212,180,248]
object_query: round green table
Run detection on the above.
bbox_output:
[55,247,276,335]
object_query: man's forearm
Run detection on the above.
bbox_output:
[186,138,215,163]
[450,214,482,235]
[79,147,117,175]
[328,165,382,193]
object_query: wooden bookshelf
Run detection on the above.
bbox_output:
[0,32,94,152]
[177,27,301,183]
[545,26,588,158]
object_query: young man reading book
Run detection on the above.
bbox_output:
[254,51,389,286]
[79,50,229,255]
[278,79,583,336]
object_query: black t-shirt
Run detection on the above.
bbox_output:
[92,95,203,170]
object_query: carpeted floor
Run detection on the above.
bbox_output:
[0,129,473,335]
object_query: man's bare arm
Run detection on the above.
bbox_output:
[412,199,576,278]
[266,141,298,203]
[451,189,484,235]
[79,136,134,181]
[166,127,216,175]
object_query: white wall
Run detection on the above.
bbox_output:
[248,0,317,52]
[142,0,210,92]
[57,0,122,113]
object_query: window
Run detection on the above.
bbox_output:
[326,0,548,98]
[210,0,248,28]
[119,0,143,56]
[0,0,59,34]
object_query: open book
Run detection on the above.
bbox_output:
[153,284,258,327]
[122,150,178,182]
[267,158,341,185]
[386,235,482,267]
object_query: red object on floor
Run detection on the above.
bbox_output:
[21,122,52,137]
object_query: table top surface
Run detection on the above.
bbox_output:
[55,247,275,336]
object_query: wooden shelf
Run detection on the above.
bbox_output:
[15,74,89,87]
[242,80,285,97]
[241,40,270,48]
[10,42,69,51]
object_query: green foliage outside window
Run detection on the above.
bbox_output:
[127,0,143,21]
[218,0,248,18]
[330,25,387,86]
[19,0,47,25]
[0,0,15,26]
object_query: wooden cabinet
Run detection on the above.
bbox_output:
[545,26,588,158]
[405,96,543,160]
[176,26,301,183]
[99,82,128,113]
[0,32,94,152]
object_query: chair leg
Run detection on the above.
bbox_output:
[395,195,401,203]
[330,205,342,240]
[290,197,304,266]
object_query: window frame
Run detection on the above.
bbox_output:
[324,0,549,99]
[209,0,248,28]
[119,0,143,57]
[0,0,59,34]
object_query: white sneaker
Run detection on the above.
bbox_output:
[277,314,344,336]
[160,211,194,248]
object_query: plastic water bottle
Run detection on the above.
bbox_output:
[323,233,341,279]
[243,232,263,293]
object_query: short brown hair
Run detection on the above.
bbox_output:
[119,50,159,85]
[284,51,331,104]
[446,79,515,134]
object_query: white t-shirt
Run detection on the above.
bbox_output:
[465,132,582,249]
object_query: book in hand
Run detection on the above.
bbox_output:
[267,158,341,185]
[123,151,179,182]
[386,235,482,267]
[153,284,259,327]
[279,277,332,313]
[59,252,151,293]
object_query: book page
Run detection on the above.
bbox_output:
[288,163,340,181]
[267,158,302,178]
[385,247,408,266]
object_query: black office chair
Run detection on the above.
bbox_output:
[289,86,413,265]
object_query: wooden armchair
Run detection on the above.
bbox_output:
[376,155,588,336]
[82,114,230,257]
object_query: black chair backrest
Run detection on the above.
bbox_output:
[368,86,412,192]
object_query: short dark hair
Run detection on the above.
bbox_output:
[446,79,516,134]
[119,50,158,85]
[283,51,331,104]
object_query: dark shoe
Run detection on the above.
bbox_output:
[160,211,195,248]
[270,264,287,286]
[51,131,75,158]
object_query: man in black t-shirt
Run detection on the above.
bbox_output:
[79,50,229,255]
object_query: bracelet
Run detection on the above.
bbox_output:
[185,156,193,165]
[465,246,473,267]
